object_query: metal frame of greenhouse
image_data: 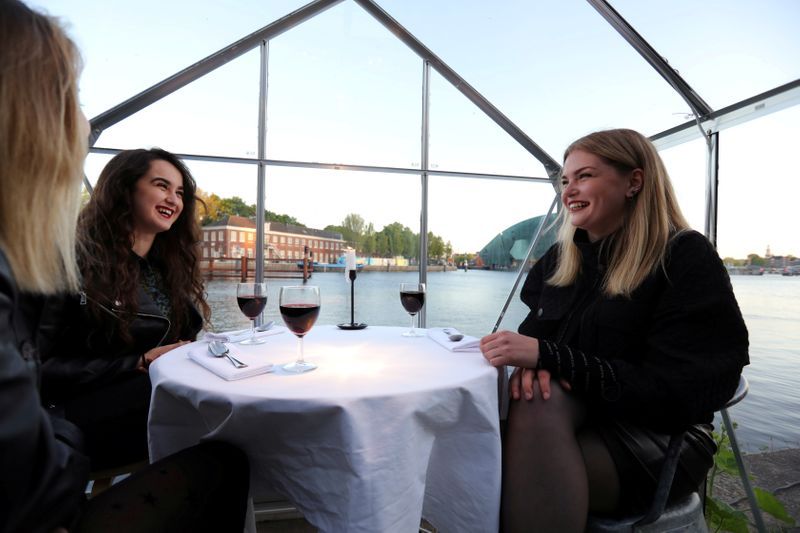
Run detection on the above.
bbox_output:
[84,3,799,527]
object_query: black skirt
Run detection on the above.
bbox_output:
[594,419,716,514]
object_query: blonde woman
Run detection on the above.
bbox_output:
[480,129,749,532]
[0,2,247,532]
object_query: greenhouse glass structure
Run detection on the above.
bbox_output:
[36,0,800,529]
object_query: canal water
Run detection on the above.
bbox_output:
[205,270,800,453]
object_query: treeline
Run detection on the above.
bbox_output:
[197,191,303,227]
[724,253,798,266]
[196,193,454,260]
[325,214,452,260]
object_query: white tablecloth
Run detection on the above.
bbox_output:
[148,325,501,533]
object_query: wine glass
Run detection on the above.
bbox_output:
[237,282,268,344]
[280,285,320,373]
[400,282,426,337]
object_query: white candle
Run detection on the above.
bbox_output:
[346,249,356,272]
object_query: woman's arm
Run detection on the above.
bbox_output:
[0,276,89,533]
[537,232,749,429]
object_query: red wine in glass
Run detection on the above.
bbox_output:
[280,285,320,373]
[280,303,320,337]
[238,296,267,318]
[400,282,426,337]
[400,291,425,314]
[236,282,268,345]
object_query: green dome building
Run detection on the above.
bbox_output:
[478,214,559,269]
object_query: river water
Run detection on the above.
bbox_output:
[205,271,800,453]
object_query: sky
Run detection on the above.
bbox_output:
[33,0,800,258]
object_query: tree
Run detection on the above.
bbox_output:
[374,231,390,257]
[266,211,305,227]
[428,232,445,261]
[343,213,365,237]
[196,189,223,225]
[405,231,417,260]
[325,224,356,245]
[220,196,255,218]
[380,222,411,257]
[196,188,305,227]
[362,223,376,256]
[747,253,765,266]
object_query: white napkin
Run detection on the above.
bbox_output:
[427,328,481,353]
[187,344,274,380]
[204,325,285,344]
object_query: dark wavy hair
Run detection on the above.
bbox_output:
[78,148,210,340]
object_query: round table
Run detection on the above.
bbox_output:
[148,325,501,533]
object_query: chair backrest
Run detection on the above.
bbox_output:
[586,373,750,531]
[725,374,748,409]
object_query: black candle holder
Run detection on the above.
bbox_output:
[337,269,367,330]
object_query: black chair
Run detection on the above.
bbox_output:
[88,460,148,497]
[586,375,756,533]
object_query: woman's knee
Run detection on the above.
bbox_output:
[507,381,583,432]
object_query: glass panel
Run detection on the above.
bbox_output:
[374,0,690,157]
[658,138,708,234]
[94,50,260,158]
[267,1,420,168]
[613,0,800,110]
[429,71,549,178]
[263,166,422,329]
[83,152,115,189]
[33,0,309,118]
[716,107,800,451]
[426,176,559,337]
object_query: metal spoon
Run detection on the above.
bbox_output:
[208,341,248,368]
[256,320,275,332]
[444,329,464,342]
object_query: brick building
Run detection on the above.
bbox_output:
[200,216,345,264]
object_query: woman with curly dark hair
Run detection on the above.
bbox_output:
[41,148,211,470]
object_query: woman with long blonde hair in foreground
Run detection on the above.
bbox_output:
[0,2,248,531]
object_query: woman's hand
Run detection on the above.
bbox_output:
[480,330,539,368]
[139,340,191,371]
[509,367,572,401]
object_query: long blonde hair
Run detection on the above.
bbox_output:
[0,1,85,294]
[548,129,689,297]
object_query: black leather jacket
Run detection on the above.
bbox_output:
[40,282,202,406]
[0,250,90,533]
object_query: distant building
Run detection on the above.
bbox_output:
[478,214,558,269]
[200,216,345,263]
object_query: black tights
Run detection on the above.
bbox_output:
[64,372,151,471]
[74,441,249,533]
[502,382,620,533]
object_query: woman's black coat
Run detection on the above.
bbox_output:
[0,250,89,533]
[519,230,749,432]
[39,283,202,406]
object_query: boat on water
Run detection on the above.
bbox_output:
[783,266,800,276]
[294,260,365,270]
[35,0,800,530]
[727,265,765,276]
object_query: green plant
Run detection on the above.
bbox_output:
[706,424,796,532]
